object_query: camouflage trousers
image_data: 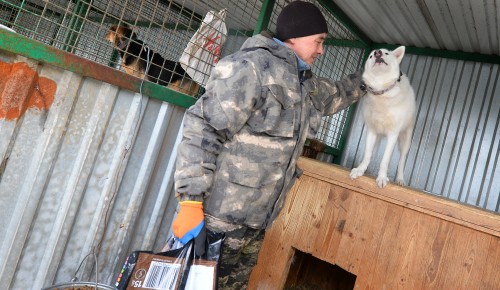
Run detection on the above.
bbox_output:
[205,215,265,290]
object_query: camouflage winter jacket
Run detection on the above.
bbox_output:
[174,32,365,229]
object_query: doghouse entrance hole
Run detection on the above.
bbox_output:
[284,250,356,290]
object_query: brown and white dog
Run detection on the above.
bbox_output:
[105,24,200,96]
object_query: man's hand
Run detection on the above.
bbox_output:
[172,201,206,255]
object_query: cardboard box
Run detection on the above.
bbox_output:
[126,253,185,290]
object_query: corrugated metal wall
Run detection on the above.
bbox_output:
[2,1,498,289]
[0,52,185,289]
[333,0,500,56]
[342,54,500,213]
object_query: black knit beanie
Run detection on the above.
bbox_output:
[276,1,328,41]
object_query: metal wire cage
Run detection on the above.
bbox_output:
[269,0,365,153]
[0,0,365,156]
[0,0,261,94]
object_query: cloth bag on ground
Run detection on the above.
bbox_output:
[115,229,224,290]
[179,9,227,87]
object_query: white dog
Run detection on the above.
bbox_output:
[350,46,416,188]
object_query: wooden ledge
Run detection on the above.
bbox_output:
[297,157,500,237]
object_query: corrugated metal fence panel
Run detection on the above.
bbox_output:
[0,52,184,289]
[333,0,500,56]
[341,54,500,213]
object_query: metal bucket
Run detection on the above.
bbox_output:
[41,281,115,290]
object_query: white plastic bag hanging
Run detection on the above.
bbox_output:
[180,9,228,87]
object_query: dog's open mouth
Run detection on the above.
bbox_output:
[375,58,387,65]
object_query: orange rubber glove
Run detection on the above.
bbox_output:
[172,201,206,254]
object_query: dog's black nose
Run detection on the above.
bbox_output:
[374,50,383,58]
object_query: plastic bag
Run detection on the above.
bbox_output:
[116,230,225,290]
[183,230,224,290]
[180,9,227,87]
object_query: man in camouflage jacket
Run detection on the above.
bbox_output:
[172,2,366,289]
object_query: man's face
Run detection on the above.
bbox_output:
[285,33,326,66]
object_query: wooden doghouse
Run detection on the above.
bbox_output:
[249,157,500,290]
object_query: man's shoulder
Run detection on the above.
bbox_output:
[236,34,283,57]
[219,44,274,68]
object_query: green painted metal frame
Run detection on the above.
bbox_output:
[2,0,499,163]
[0,30,197,108]
[253,0,275,35]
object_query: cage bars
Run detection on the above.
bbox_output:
[0,0,367,159]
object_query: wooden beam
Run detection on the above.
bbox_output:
[297,157,500,237]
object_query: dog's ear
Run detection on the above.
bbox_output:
[393,46,405,64]
[110,25,133,38]
[105,25,119,43]
[105,25,134,45]
[118,25,133,39]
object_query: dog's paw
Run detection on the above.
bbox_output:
[396,177,406,186]
[350,167,365,180]
[376,176,389,188]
